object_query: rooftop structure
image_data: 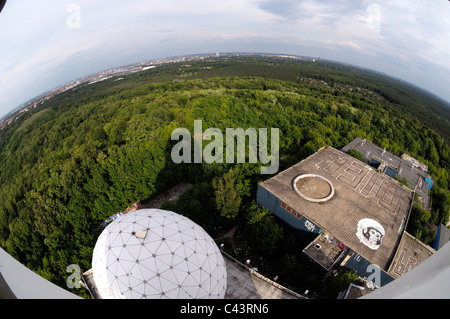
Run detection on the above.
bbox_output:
[222,252,304,299]
[341,137,432,210]
[84,186,301,300]
[257,146,415,284]
[90,208,227,299]
[302,235,346,270]
[401,153,428,172]
[361,242,450,299]
[387,232,435,279]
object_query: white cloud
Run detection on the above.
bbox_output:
[0,0,449,117]
[338,41,362,51]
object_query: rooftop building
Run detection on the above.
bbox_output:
[221,252,304,299]
[361,241,450,299]
[257,146,415,286]
[89,208,227,299]
[341,137,432,210]
[388,231,435,279]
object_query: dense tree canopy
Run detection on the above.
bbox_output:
[0,56,448,297]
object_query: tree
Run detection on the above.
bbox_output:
[430,186,450,225]
[396,176,410,188]
[324,270,362,299]
[212,168,242,220]
[0,59,448,298]
[346,149,364,162]
[244,201,284,256]
[426,138,440,166]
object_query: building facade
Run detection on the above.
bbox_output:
[256,146,416,287]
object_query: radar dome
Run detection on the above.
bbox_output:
[91,208,227,299]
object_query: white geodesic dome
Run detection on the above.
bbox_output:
[91,208,227,299]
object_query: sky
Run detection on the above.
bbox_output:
[0,0,449,119]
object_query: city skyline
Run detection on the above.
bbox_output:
[1,0,450,119]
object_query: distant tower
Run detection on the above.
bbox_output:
[216,52,220,57]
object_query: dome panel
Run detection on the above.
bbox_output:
[91,208,227,299]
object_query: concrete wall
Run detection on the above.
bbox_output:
[341,251,395,287]
[256,184,322,235]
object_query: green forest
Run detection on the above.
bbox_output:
[0,56,449,298]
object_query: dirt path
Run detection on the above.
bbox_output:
[141,182,241,253]
[215,223,240,255]
[215,224,239,241]
[141,182,193,209]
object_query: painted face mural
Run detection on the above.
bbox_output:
[356,218,385,250]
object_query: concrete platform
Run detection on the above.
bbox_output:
[222,252,305,299]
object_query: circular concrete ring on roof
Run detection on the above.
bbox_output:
[293,174,335,202]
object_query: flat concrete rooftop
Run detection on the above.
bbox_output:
[388,232,435,279]
[260,146,414,271]
[303,235,345,270]
[222,253,304,299]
